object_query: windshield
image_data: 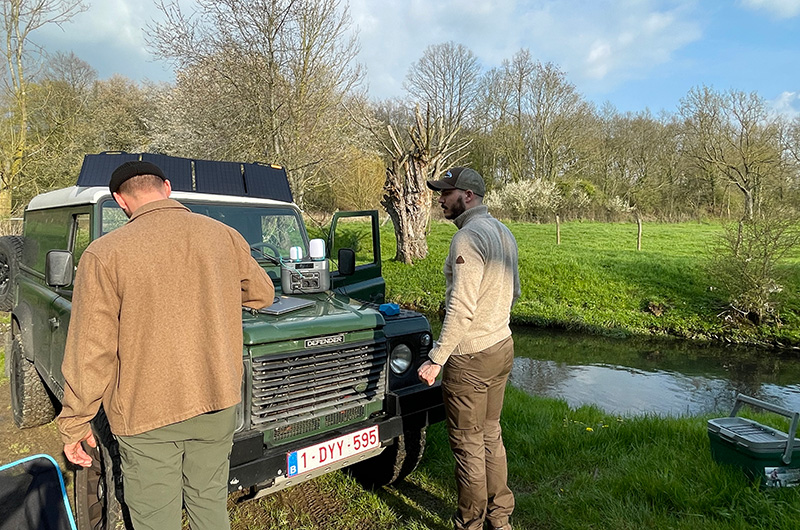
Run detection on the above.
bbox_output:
[100,200,308,274]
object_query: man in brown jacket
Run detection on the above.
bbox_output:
[58,161,274,530]
[418,167,520,530]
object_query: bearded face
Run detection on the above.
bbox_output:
[439,189,467,220]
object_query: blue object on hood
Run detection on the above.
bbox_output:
[379,303,400,316]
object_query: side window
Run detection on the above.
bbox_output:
[329,213,377,272]
[21,210,71,274]
[71,214,91,264]
[101,200,127,235]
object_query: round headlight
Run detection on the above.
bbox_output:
[420,333,432,348]
[390,344,413,374]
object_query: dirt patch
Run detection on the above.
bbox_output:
[0,378,68,473]
[228,479,349,530]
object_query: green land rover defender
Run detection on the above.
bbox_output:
[1,152,444,530]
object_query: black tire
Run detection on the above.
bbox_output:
[9,325,56,428]
[397,427,426,481]
[347,427,427,489]
[75,412,132,530]
[0,235,24,311]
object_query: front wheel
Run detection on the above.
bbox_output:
[0,235,23,311]
[75,414,132,530]
[346,427,427,489]
[9,325,56,428]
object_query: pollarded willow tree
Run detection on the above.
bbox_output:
[374,42,480,264]
[381,105,469,263]
[354,99,469,264]
[149,0,363,207]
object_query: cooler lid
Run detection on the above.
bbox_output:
[708,417,798,453]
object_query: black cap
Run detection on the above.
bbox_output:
[426,167,485,196]
[109,161,166,194]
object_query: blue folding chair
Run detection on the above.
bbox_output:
[0,454,77,530]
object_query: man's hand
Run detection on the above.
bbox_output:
[64,431,97,468]
[418,360,442,386]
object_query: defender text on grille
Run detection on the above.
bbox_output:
[305,334,345,348]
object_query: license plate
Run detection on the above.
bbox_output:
[286,425,380,477]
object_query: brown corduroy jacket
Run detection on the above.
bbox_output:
[57,199,274,444]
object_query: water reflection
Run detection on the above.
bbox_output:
[508,327,800,416]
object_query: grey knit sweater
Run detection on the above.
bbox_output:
[428,205,521,366]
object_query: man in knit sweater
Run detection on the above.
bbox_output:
[418,167,520,530]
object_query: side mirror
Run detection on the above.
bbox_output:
[338,248,355,276]
[46,250,74,288]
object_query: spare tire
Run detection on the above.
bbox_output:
[0,235,24,311]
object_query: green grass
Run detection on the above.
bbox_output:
[228,388,800,529]
[382,220,800,346]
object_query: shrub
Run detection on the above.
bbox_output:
[485,178,562,222]
[709,207,800,325]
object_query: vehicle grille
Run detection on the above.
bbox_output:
[250,338,387,436]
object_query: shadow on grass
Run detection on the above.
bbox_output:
[377,480,453,530]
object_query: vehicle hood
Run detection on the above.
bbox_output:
[241,292,384,345]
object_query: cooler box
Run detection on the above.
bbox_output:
[707,394,800,487]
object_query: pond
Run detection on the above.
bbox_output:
[507,326,800,417]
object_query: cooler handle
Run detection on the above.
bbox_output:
[730,394,800,465]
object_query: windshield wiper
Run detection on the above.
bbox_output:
[250,246,281,266]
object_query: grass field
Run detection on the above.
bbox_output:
[6,219,800,528]
[381,219,800,347]
[227,388,800,530]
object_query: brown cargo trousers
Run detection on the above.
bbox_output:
[442,336,515,530]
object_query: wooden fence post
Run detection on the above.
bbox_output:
[556,214,561,245]
[637,215,642,251]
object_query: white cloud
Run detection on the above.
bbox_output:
[28,0,195,81]
[769,91,800,119]
[347,0,702,100]
[740,0,800,18]
[38,0,147,51]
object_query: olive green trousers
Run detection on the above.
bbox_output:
[116,406,237,530]
[442,336,516,530]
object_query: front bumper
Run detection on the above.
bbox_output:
[227,382,444,496]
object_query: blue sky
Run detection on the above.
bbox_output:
[34,0,800,118]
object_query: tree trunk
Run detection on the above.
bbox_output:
[382,158,433,264]
[743,189,754,221]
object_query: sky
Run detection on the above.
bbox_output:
[32,0,800,118]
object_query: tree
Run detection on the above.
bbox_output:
[404,42,480,133]
[0,0,86,215]
[384,106,470,263]
[470,49,594,187]
[149,0,363,207]
[679,86,782,220]
[355,101,469,263]
[21,52,96,199]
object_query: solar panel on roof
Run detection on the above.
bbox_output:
[194,159,246,196]
[76,152,140,187]
[243,163,293,203]
[141,153,193,192]
[74,152,293,202]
